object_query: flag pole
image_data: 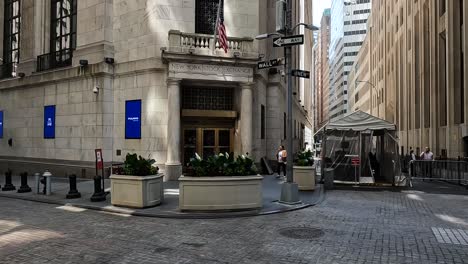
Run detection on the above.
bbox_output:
[211,0,222,55]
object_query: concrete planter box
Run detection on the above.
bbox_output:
[293,166,315,191]
[110,174,164,208]
[178,175,263,211]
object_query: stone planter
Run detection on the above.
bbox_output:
[110,174,164,208]
[293,166,315,191]
[178,175,263,211]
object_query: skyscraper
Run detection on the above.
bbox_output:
[329,0,371,121]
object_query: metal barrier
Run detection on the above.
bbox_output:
[408,160,468,188]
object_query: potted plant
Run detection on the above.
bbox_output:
[293,149,316,190]
[178,153,263,211]
[110,153,163,208]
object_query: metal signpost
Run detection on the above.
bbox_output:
[256,0,318,204]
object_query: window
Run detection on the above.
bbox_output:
[1,0,20,79]
[37,0,77,71]
[261,105,265,139]
[182,87,233,110]
[195,0,223,34]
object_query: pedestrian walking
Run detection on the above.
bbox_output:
[420,147,434,179]
[409,149,416,177]
[276,145,287,178]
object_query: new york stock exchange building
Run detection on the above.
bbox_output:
[0,0,313,180]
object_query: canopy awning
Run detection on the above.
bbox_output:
[319,111,396,133]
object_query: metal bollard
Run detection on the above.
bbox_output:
[2,169,16,191]
[34,172,41,194]
[41,170,52,195]
[90,175,106,202]
[66,174,81,199]
[18,172,32,193]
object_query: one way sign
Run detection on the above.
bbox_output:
[273,35,304,47]
[291,70,310,79]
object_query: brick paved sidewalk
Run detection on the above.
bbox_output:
[0,174,323,218]
[0,181,467,263]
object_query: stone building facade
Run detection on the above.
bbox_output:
[0,0,313,179]
[348,27,370,113]
[353,0,468,158]
[328,0,371,121]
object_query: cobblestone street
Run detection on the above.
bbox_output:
[1,182,468,264]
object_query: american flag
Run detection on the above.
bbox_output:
[217,18,228,53]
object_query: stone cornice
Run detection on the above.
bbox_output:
[0,62,114,90]
[162,51,259,68]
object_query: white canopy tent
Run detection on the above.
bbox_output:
[317,111,402,185]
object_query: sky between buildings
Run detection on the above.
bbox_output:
[313,0,331,27]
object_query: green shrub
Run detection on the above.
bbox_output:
[122,153,159,176]
[189,153,257,177]
[296,150,314,166]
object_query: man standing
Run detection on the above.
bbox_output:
[420,147,434,178]
[276,145,287,178]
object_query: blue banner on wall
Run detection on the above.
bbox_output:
[0,111,3,138]
[125,100,142,139]
[44,105,56,139]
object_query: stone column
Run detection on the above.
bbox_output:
[240,82,254,155]
[165,78,182,181]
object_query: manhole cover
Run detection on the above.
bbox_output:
[278,227,324,239]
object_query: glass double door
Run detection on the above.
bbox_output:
[183,128,233,165]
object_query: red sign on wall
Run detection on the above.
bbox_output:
[95,149,103,170]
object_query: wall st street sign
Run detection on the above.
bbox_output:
[291,70,310,79]
[257,58,283,69]
[273,35,304,47]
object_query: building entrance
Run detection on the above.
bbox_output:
[183,128,234,165]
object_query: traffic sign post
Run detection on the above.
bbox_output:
[273,35,304,47]
[257,58,283,69]
[291,69,310,79]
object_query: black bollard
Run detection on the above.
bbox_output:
[2,170,16,191]
[90,176,106,202]
[66,174,81,199]
[17,172,32,193]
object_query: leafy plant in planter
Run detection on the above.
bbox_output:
[122,153,159,176]
[188,153,258,177]
[296,150,314,166]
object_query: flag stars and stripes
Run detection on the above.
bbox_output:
[217,18,228,53]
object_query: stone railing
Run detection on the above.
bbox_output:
[168,30,256,58]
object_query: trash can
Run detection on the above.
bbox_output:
[324,168,334,190]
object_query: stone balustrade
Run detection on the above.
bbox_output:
[168,30,256,58]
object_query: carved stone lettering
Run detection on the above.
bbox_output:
[170,62,253,77]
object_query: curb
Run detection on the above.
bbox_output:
[0,185,326,219]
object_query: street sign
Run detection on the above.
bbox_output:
[95,149,103,170]
[257,58,283,69]
[273,35,304,47]
[291,70,310,79]
[351,157,360,166]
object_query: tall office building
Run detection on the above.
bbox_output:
[328,0,371,121]
[312,8,331,131]
[349,0,468,158]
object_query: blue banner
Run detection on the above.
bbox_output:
[44,105,56,139]
[125,100,141,139]
[0,111,3,138]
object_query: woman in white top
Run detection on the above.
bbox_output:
[277,145,287,177]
